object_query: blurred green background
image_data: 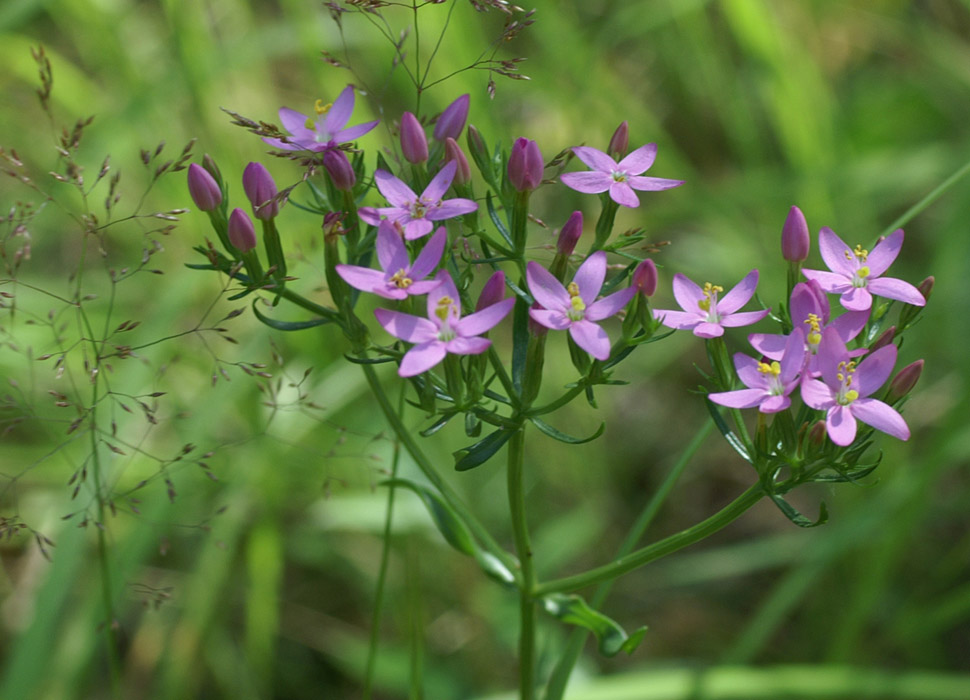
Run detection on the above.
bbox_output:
[1,1,969,698]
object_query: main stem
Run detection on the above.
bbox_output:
[507,427,535,700]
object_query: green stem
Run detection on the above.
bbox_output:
[878,157,970,239]
[543,421,714,700]
[534,484,764,596]
[507,427,535,700]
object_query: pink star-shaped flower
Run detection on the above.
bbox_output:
[560,144,683,208]
[336,222,446,300]
[653,270,769,338]
[708,328,806,414]
[263,86,379,152]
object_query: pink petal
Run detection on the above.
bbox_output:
[422,160,457,202]
[407,280,440,296]
[800,378,835,410]
[735,354,767,389]
[446,336,492,355]
[789,283,823,326]
[708,388,766,410]
[840,286,872,311]
[851,398,910,441]
[818,227,858,278]
[759,395,791,414]
[376,220,407,272]
[801,269,853,295]
[854,344,897,398]
[529,308,572,330]
[527,262,570,311]
[409,227,447,280]
[428,198,478,220]
[334,120,379,144]
[336,264,388,294]
[720,309,770,328]
[573,251,607,305]
[399,341,447,377]
[717,269,759,315]
[627,176,685,192]
[866,277,925,306]
[748,333,787,360]
[427,270,461,319]
[262,137,303,151]
[617,143,657,175]
[653,309,702,331]
[560,171,613,194]
[830,309,869,343]
[569,320,611,360]
[586,287,636,322]
[358,207,383,226]
[322,85,355,134]
[609,182,640,208]
[403,219,434,240]
[374,170,417,207]
[693,322,724,338]
[817,327,849,389]
[278,108,316,139]
[456,298,514,336]
[866,229,903,277]
[571,146,616,172]
[826,405,857,446]
[780,328,808,383]
[374,308,438,343]
[672,274,706,314]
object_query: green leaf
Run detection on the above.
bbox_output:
[420,413,456,437]
[342,353,396,365]
[486,191,515,248]
[542,593,647,657]
[769,494,829,528]
[453,428,513,471]
[705,399,752,463]
[529,417,605,445]
[251,301,334,331]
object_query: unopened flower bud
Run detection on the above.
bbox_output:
[887,359,923,404]
[444,138,471,185]
[556,211,583,256]
[202,154,223,186]
[632,259,658,297]
[476,271,506,311]
[808,419,827,447]
[917,276,934,303]
[227,208,257,252]
[870,326,896,351]
[608,120,629,160]
[187,163,222,211]
[400,112,428,164]
[242,162,279,220]
[323,211,346,240]
[467,124,487,162]
[781,206,810,262]
[434,94,469,142]
[323,149,356,191]
[508,137,543,192]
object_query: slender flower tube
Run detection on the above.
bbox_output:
[801,228,925,311]
[526,251,636,361]
[187,164,222,211]
[263,86,378,152]
[400,112,429,164]
[336,222,445,300]
[607,121,629,160]
[508,137,543,192]
[653,270,769,338]
[323,149,356,191]
[434,94,470,141]
[359,161,478,240]
[227,208,257,252]
[801,327,910,446]
[242,162,280,220]
[708,328,806,413]
[444,138,472,186]
[560,144,683,208]
[781,206,810,262]
[375,270,514,377]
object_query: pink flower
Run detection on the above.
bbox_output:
[801,327,910,446]
[801,228,926,311]
[526,251,636,361]
[560,144,683,208]
[708,328,806,413]
[263,86,378,153]
[653,270,769,338]
[359,161,478,240]
[375,271,514,377]
[336,222,446,300]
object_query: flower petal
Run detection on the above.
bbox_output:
[866,228,903,277]
[322,85,355,135]
[672,273,706,314]
[336,264,388,294]
[374,308,438,343]
[626,176,685,192]
[571,146,616,172]
[818,227,858,278]
[851,398,910,441]
[801,378,835,410]
[529,308,571,330]
[569,320,611,360]
[609,182,640,208]
[560,171,613,194]
[801,268,853,295]
[279,107,315,138]
[376,220,407,272]
[827,405,857,446]
[456,298,514,336]
[399,341,447,377]
[527,262,570,311]
[427,270,461,319]
[760,395,791,414]
[334,120,379,144]
[840,286,872,311]
[653,309,702,331]
[708,388,766,410]
[427,198,478,220]
[717,269,759,315]
[830,309,869,343]
[586,287,636,322]
[817,327,849,390]
[573,251,607,305]
[866,277,926,306]
[617,143,657,175]
[779,328,807,383]
[422,160,457,202]
[358,207,383,226]
[748,332,788,360]
[446,336,492,355]
[403,219,434,240]
[719,309,770,328]
[854,344,897,397]
[735,354,767,389]
[789,283,823,325]
[409,227,447,279]
[693,322,724,338]
[374,169,417,207]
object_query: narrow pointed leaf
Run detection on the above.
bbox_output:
[542,593,647,657]
[486,191,514,248]
[453,428,513,471]
[770,494,829,528]
[705,399,752,463]
[252,301,334,331]
[529,417,605,445]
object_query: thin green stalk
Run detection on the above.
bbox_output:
[507,427,536,700]
[535,484,765,596]
[878,157,970,239]
[362,383,407,700]
[543,421,714,700]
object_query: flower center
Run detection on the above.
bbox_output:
[835,360,859,405]
[390,269,413,289]
[611,170,628,183]
[566,281,586,322]
[804,313,822,350]
[410,199,429,219]
[852,266,870,287]
[757,360,785,394]
[697,282,723,322]
[435,296,458,341]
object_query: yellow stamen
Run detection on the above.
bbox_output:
[567,281,586,314]
[853,244,868,262]
[857,266,870,279]
[757,361,782,376]
[697,282,723,312]
[314,99,332,115]
[804,313,822,345]
[845,389,859,402]
[435,296,454,321]
[390,269,413,289]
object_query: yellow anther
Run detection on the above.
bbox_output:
[435,296,454,321]
[757,361,782,376]
[804,313,822,345]
[853,244,868,262]
[844,389,859,402]
[570,295,586,312]
[698,282,722,313]
[314,99,332,115]
[567,282,581,297]
[857,266,870,279]
[390,269,413,289]
[304,117,315,129]
[836,373,844,382]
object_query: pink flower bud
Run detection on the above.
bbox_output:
[632,259,658,297]
[434,94,470,142]
[556,211,583,256]
[242,162,279,220]
[444,138,471,186]
[323,211,346,241]
[323,149,356,191]
[808,419,827,447]
[608,120,629,160]
[476,271,506,311]
[187,163,222,211]
[400,112,428,164]
[467,124,487,163]
[870,326,896,351]
[227,208,257,252]
[508,137,543,192]
[917,276,934,303]
[887,359,923,403]
[202,154,223,185]
[781,206,810,262]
